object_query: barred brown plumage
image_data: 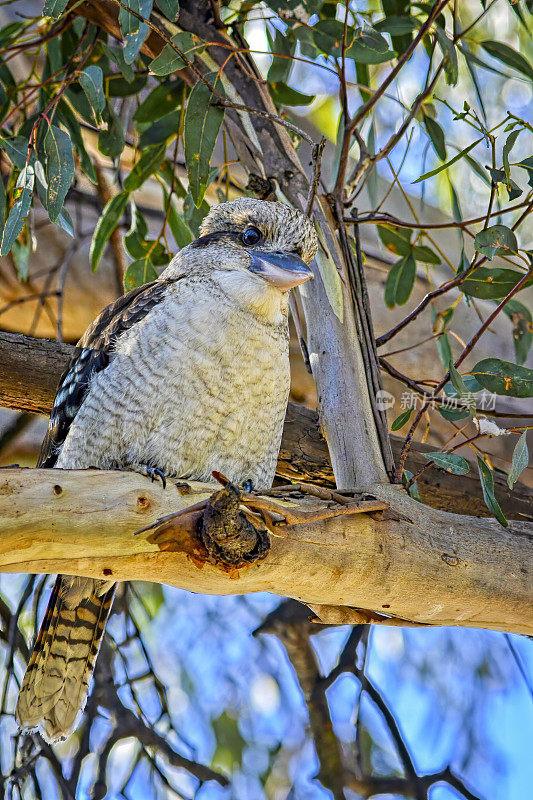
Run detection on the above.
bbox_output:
[16,198,317,742]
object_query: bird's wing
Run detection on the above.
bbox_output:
[38,276,183,467]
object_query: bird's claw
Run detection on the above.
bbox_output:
[135,464,167,489]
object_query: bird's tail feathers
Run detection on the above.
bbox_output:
[16,576,116,742]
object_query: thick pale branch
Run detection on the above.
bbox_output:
[0,468,531,635]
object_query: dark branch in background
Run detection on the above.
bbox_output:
[256,600,483,800]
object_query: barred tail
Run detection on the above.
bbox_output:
[16,576,116,742]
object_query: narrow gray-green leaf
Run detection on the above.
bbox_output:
[385,253,415,307]
[150,32,196,76]
[43,0,69,18]
[502,129,520,189]
[43,124,74,222]
[413,136,484,183]
[501,299,532,365]
[184,72,224,208]
[391,406,414,431]
[156,0,179,21]
[471,358,533,398]
[435,26,458,86]
[0,136,30,169]
[508,431,528,489]
[124,143,166,192]
[474,225,518,260]
[425,452,471,474]
[480,40,533,81]
[460,267,531,299]
[79,65,105,122]
[477,456,508,527]
[119,0,153,65]
[0,165,34,256]
[124,257,158,290]
[90,190,130,271]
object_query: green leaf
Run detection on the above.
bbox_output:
[57,98,97,183]
[477,457,508,527]
[149,32,196,76]
[267,27,294,83]
[501,299,532,365]
[99,106,125,159]
[414,136,484,183]
[516,156,533,189]
[460,266,531,299]
[402,469,422,502]
[155,0,179,21]
[374,16,419,35]
[425,452,471,474]
[448,360,468,395]
[184,72,224,208]
[423,114,446,160]
[377,224,412,255]
[101,43,136,82]
[107,73,147,97]
[508,431,528,489]
[90,190,129,271]
[43,0,69,18]
[124,143,166,192]
[79,65,105,122]
[124,201,148,258]
[480,40,533,81]
[471,358,533,398]
[0,166,34,256]
[269,82,315,106]
[435,26,458,86]
[34,160,74,237]
[0,136,30,169]
[311,20,347,58]
[164,190,193,249]
[43,124,74,223]
[391,406,414,430]
[139,110,179,148]
[349,27,396,64]
[385,254,416,308]
[437,332,453,371]
[123,257,158,290]
[474,225,518,260]
[412,244,441,264]
[502,129,520,189]
[119,0,153,65]
[133,79,182,123]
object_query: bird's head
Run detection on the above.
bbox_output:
[178,198,318,322]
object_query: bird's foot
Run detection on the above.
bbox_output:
[131,464,167,490]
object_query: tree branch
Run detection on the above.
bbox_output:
[0,468,531,635]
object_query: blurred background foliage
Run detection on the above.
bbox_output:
[0,0,532,798]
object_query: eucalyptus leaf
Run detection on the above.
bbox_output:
[460,267,530,299]
[477,456,508,527]
[414,137,484,183]
[79,65,105,122]
[184,72,224,208]
[133,80,182,123]
[471,358,533,398]
[90,190,130,271]
[43,124,74,223]
[124,143,167,192]
[385,254,416,307]
[150,32,197,76]
[43,0,69,19]
[501,299,532,364]
[391,406,414,430]
[124,258,158,290]
[119,0,153,65]
[508,431,528,489]
[425,452,471,475]
[0,165,34,256]
[481,40,533,81]
[474,225,518,260]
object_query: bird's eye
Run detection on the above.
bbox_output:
[241,226,263,246]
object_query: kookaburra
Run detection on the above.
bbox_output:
[16,198,317,742]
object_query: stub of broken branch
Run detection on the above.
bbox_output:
[135,479,391,569]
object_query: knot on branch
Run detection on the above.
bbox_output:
[199,483,270,566]
[246,174,276,200]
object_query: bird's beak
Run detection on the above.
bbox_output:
[248,251,314,290]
